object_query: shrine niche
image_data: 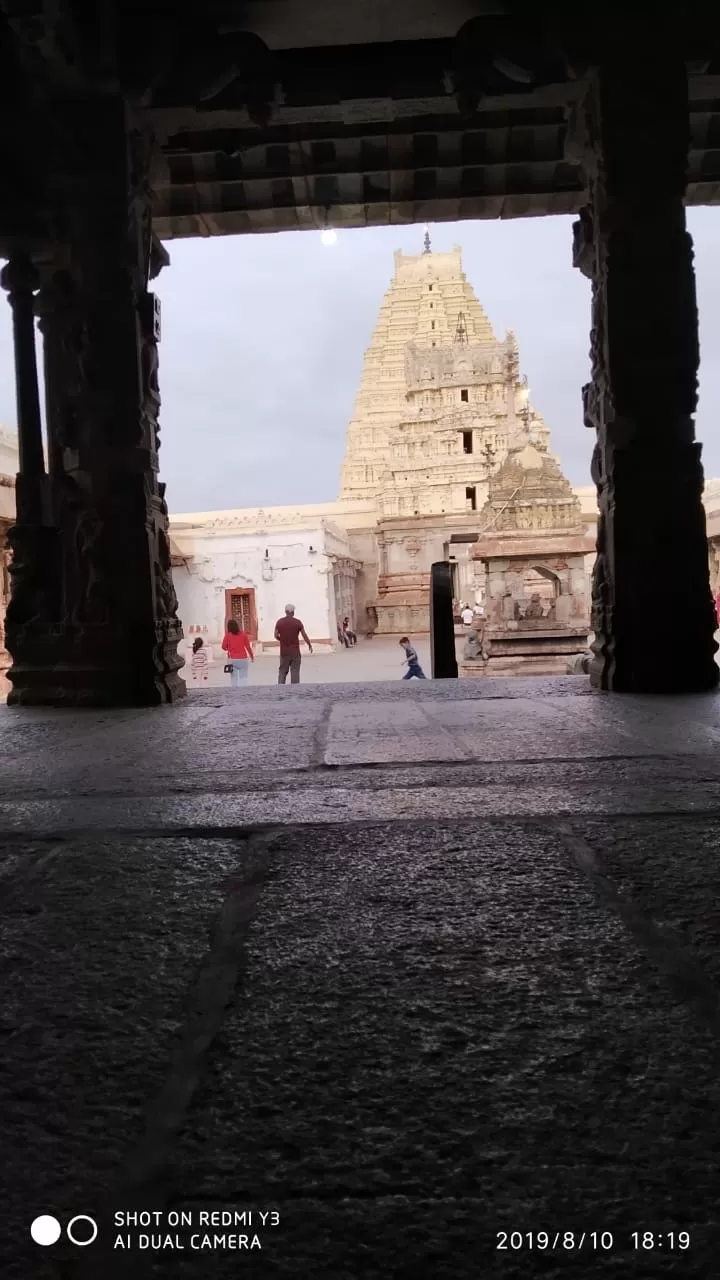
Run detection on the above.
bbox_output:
[461,434,594,678]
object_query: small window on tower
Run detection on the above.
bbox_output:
[429,284,433,291]
[430,302,433,308]
[431,321,435,330]
[463,431,473,454]
[460,388,469,402]
[466,485,477,512]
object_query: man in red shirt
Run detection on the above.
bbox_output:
[274,603,313,684]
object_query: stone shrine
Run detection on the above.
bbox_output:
[461,427,594,678]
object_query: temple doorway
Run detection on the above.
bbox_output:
[224,588,258,640]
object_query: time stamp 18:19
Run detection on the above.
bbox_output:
[496,1231,691,1252]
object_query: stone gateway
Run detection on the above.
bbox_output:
[167,237,720,669]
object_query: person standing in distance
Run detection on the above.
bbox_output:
[221,617,254,687]
[275,604,313,684]
[190,635,210,684]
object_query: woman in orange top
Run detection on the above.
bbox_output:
[221,618,254,687]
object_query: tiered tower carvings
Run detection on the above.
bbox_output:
[338,241,550,518]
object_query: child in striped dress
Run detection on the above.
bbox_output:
[190,636,209,683]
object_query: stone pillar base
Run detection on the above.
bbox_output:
[588,657,718,696]
[589,440,718,694]
[6,623,186,708]
[8,666,186,708]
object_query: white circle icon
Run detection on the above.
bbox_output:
[31,1216,62,1246]
[66,1215,98,1247]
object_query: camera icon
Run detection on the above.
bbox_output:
[31,1215,98,1247]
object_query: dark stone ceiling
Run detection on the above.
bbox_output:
[1,3,720,242]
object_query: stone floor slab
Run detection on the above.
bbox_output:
[166,824,720,1246]
[570,815,720,993]
[0,834,274,1280]
[2,770,720,835]
[1,679,720,1277]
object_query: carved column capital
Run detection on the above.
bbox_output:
[0,256,40,301]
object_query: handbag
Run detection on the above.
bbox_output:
[223,663,233,674]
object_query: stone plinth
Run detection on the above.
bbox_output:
[374,569,430,634]
[461,625,590,678]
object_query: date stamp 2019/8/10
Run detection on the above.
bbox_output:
[496,1230,691,1253]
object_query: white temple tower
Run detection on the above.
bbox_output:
[339,236,550,522]
[337,235,558,634]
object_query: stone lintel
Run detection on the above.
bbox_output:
[377,514,481,534]
[472,534,595,559]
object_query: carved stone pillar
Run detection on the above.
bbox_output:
[7,96,185,706]
[0,257,61,699]
[574,54,718,693]
[1,258,45,482]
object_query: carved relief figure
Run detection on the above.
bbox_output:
[74,507,111,627]
[41,270,88,457]
[156,525,180,619]
[5,528,46,630]
[140,315,161,454]
[463,623,489,662]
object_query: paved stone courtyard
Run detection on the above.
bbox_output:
[184,632,720,690]
[2,677,720,1277]
[182,636,437,687]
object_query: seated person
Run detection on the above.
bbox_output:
[525,593,545,619]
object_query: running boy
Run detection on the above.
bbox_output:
[399,636,427,680]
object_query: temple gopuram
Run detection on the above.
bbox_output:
[338,239,554,637]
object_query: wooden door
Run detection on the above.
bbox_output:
[224,588,258,640]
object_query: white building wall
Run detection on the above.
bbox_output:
[0,428,18,480]
[172,521,345,653]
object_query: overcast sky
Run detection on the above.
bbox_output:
[2,208,720,513]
